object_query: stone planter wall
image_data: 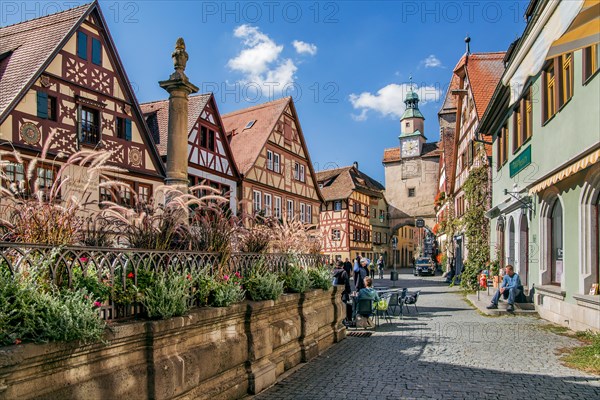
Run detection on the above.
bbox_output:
[0,287,346,400]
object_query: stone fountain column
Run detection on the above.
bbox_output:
[159,38,199,192]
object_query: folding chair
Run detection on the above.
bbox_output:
[403,290,421,314]
[375,293,393,325]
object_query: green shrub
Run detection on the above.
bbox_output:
[0,268,105,346]
[281,266,310,293]
[210,279,245,307]
[194,273,216,306]
[137,270,193,319]
[244,271,284,301]
[308,266,333,290]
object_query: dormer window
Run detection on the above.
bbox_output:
[245,120,256,129]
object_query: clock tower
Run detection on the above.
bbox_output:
[399,80,426,159]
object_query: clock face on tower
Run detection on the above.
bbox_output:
[401,138,420,158]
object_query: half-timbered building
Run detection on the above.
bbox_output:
[140,93,240,211]
[316,163,387,262]
[0,2,165,208]
[222,97,322,223]
[437,49,504,273]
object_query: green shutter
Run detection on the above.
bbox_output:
[125,119,132,141]
[37,91,48,119]
[77,31,87,60]
[91,38,101,65]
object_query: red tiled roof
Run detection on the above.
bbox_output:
[222,97,290,175]
[316,165,384,201]
[0,3,92,120]
[464,52,506,120]
[439,73,461,113]
[140,93,211,156]
[382,142,440,163]
[382,147,400,163]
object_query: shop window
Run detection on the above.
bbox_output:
[551,200,563,285]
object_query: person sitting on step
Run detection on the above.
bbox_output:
[486,264,522,312]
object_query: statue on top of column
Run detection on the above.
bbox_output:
[170,37,189,81]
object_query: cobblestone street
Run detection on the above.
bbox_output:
[254,270,600,400]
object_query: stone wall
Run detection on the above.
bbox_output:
[0,287,346,400]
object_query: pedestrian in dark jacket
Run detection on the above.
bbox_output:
[343,258,352,276]
[354,258,369,291]
[333,261,352,324]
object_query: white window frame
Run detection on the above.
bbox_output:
[273,153,280,173]
[274,196,282,219]
[299,164,305,182]
[332,229,341,241]
[267,150,273,171]
[253,190,262,213]
[287,199,294,221]
[306,204,312,224]
[300,202,306,223]
[264,193,272,217]
[294,162,299,180]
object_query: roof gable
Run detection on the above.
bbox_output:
[0,3,92,121]
[463,52,506,120]
[140,93,240,180]
[222,97,290,175]
[316,165,384,201]
[0,1,166,178]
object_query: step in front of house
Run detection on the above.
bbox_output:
[466,293,538,317]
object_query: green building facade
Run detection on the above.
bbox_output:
[481,0,599,331]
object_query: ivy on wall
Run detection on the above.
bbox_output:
[439,195,461,270]
[461,165,491,290]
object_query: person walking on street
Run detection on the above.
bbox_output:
[369,260,375,279]
[486,265,522,312]
[377,256,384,279]
[354,257,369,291]
[343,258,352,277]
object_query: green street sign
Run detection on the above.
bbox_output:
[510,145,531,178]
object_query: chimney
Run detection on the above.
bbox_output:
[159,38,199,192]
[353,161,359,170]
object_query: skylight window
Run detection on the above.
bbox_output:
[244,120,256,129]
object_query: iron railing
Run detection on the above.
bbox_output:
[0,242,326,321]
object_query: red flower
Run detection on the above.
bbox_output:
[127,272,134,279]
[234,272,241,279]
[223,275,229,281]
[79,257,89,263]
[186,274,192,281]
[94,301,102,308]
[14,338,21,345]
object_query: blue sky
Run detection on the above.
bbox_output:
[3,1,528,183]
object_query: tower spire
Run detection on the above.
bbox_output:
[465,34,471,55]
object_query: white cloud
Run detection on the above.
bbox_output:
[292,40,317,56]
[349,83,443,121]
[227,25,297,88]
[423,54,443,68]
